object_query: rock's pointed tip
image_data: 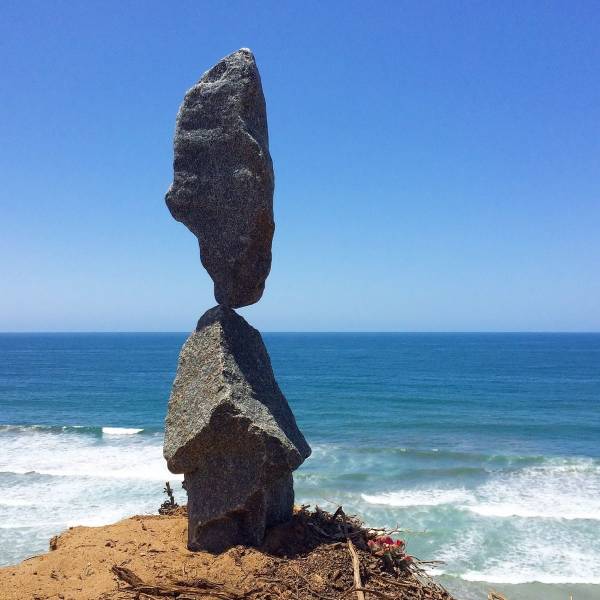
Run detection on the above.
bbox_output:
[195,304,240,331]
[229,47,256,63]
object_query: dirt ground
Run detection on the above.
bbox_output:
[0,508,454,600]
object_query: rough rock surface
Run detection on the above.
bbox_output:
[165,48,274,308]
[164,305,311,552]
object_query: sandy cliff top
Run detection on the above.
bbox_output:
[0,509,454,600]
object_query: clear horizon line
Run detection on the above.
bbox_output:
[1,330,599,335]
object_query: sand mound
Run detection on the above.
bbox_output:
[0,507,454,600]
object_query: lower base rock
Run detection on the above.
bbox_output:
[186,471,293,553]
[163,305,311,552]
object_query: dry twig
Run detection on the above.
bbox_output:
[111,564,253,599]
[334,507,366,600]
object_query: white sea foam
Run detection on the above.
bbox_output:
[0,425,177,481]
[464,459,600,522]
[459,542,600,585]
[0,425,186,566]
[362,488,473,507]
[7,464,183,481]
[0,499,36,507]
[466,503,600,521]
[102,427,144,435]
[65,508,144,528]
[460,570,600,584]
[362,458,600,521]
[354,455,600,586]
[432,519,600,585]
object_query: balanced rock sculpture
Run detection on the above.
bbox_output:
[164,49,311,553]
[165,47,274,309]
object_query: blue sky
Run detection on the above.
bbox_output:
[1,1,599,332]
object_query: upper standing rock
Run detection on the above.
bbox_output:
[166,48,274,308]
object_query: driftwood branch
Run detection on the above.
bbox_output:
[334,507,366,600]
[111,564,252,599]
[347,539,366,600]
[350,588,396,600]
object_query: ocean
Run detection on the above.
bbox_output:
[0,332,599,600]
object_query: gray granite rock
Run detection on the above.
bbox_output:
[165,48,274,308]
[164,305,311,552]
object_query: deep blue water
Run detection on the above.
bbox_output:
[1,333,599,599]
[2,333,599,455]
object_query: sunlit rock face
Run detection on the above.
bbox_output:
[165,48,274,308]
[164,306,310,552]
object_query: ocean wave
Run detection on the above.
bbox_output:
[329,444,503,461]
[360,457,600,522]
[102,427,144,435]
[466,503,600,521]
[0,426,176,482]
[0,424,155,436]
[362,489,473,507]
[399,466,490,479]
[3,467,182,481]
[468,459,600,522]
[430,517,600,587]
[308,442,550,469]
[0,499,36,507]
[0,424,100,435]
[460,570,600,585]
